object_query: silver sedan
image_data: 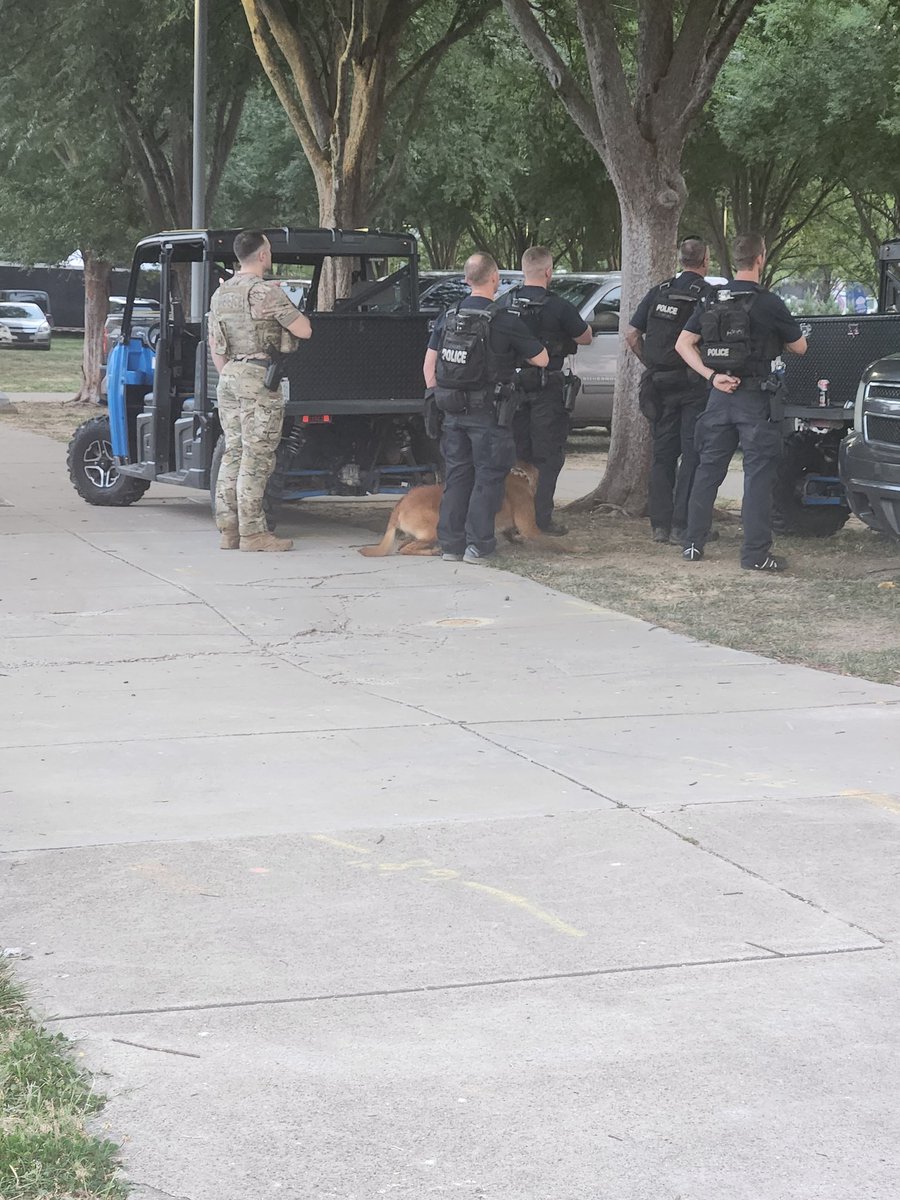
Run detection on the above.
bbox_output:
[0,301,52,350]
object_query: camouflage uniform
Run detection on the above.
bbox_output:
[207,275,301,536]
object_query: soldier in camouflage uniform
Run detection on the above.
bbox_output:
[207,230,312,551]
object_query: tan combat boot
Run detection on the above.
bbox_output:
[219,528,240,550]
[239,532,294,552]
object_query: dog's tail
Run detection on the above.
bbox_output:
[358,505,402,556]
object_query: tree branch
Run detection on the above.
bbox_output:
[257,0,333,150]
[635,0,674,136]
[370,63,435,212]
[387,0,496,104]
[683,0,761,130]
[501,0,605,156]
[239,0,331,177]
[206,83,250,212]
[574,0,634,152]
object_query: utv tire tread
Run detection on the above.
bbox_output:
[67,416,150,507]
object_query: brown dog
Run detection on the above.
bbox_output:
[359,462,566,557]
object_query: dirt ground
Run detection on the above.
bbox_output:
[5,399,898,685]
[0,400,93,443]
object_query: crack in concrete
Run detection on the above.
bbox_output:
[0,718,440,752]
[639,808,888,946]
[51,943,882,1023]
[111,1037,202,1060]
[0,649,256,671]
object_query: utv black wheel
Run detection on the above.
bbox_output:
[67,416,150,507]
[772,432,850,537]
[209,433,279,531]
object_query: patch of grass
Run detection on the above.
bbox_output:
[494,507,900,685]
[0,401,97,444]
[0,962,124,1199]
[0,337,84,394]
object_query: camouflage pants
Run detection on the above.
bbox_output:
[215,361,284,537]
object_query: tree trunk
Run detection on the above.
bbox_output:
[570,172,684,514]
[586,193,682,512]
[72,250,111,405]
[314,166,367,310]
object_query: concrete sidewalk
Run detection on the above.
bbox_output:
[2,424,900,1200]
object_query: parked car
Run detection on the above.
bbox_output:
[102,297,161,364]
[418,270,523,314]
[0,289,53,324]
[0,301,53,350]
[414,269,622,426]
[548,272,622,427]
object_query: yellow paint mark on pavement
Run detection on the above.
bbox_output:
[310,836,587,938]
[461,881,587,938]
[840,789,900,816]
[310,834,373,854]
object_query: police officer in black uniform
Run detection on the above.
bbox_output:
[676,233,808,572]
[423,252,548,563]
[625,237,714,544]
[502,246,592,534]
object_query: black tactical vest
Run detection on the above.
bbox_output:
[699,289,774,376]
[643,277,707,370]
[435,302,515,394]
[507,287,576,362]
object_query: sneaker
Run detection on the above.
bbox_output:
[540,520,569,537]
[441,551,463,562]
[682,544,704,562]
[652,526,670,544]
[239,532,294,552]
[463,545,492,564]
[742,554,787,572]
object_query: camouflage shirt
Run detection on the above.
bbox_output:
[208,274,302,359]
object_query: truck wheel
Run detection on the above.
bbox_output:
[209,433,278,531]
[772,432,850,537]
[67,416,150,507]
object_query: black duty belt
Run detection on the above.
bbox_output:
[737,377,769,392]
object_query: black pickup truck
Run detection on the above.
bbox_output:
[775,239,900,537]
[838,240,900,541]
[66,228,439,519]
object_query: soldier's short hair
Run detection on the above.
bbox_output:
[733,233,766,270]
[464,252,498,287]
[679,238,708,269]
[522,246,553,274]
[233,230,268,263]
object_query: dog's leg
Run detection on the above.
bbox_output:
[399,539,440,556]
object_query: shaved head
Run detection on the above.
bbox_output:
[522,246,553,276]
[464,252,498,287]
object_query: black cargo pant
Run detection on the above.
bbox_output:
[438,410,516,556]
[649,389,707,533]
[512,371,568,529]
[685,389,783,566]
